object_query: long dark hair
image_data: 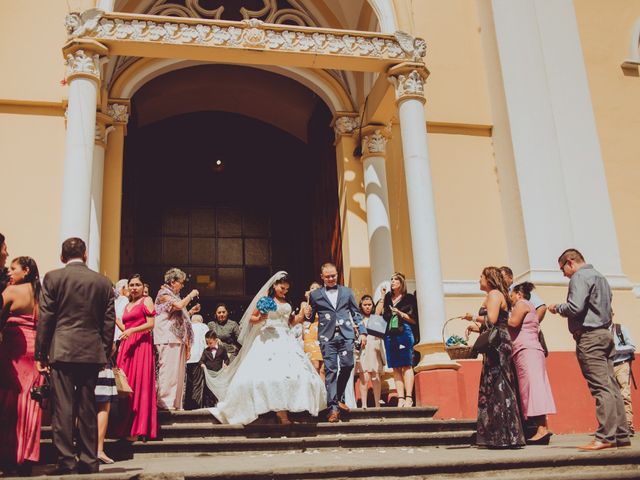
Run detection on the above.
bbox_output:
[268,273,291,300]
[11,256,41,303]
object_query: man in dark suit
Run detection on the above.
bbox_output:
[306,262,367,422]
[35,238,115,474]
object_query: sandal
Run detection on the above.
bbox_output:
[397,396,405,408]
[404,396,414,407]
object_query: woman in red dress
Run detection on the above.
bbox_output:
[115,274,157,440]
[0,256,43,475]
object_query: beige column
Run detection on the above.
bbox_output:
[100,100,129,281]
[332,113,371,295]
[360,125,394,300]
[388,63,457,371]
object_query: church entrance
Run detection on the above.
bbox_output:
[118,65,341,318]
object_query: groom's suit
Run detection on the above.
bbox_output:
[308,285,366,412]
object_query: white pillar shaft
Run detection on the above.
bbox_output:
[60,77,98,243]
[363,155,394,299]
[397,98,446,344]
[97,0,115,11]
[89,143,105,271]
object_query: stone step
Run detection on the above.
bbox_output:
[40,430,476,461]
[21,443,640,480]
[158,406,439,425]
[40,418,474,441]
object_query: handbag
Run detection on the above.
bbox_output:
[365,314,387,338]
[388,314,403,335]
[472,321,500,355]
[112,367,133,397]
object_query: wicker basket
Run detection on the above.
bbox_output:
[442,317,478,360]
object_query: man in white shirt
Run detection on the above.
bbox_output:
[113,279,129,342]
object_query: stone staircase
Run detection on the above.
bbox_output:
[30,408,640,479]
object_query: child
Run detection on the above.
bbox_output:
[200,330,229,407]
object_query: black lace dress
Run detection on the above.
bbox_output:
[476,309,526,448]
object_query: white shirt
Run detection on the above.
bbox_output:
[325,286,339,309]
[114,295,129,341]
[188,322,210,364]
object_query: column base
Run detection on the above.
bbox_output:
[415,369,472,418]
[413,342,460,372]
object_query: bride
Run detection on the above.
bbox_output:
[204,271,327,425]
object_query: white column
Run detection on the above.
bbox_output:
[60,45,107,244]
[88,120,110,271]
[96,0,115,11]
[490,0,629,287]
[361,125,394,301]
[388,64,457,370]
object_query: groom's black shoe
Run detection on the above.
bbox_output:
[338,402,350,413]
[328,410,340,423]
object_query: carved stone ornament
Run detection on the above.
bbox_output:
[390,69,425,102]
[393,31,427,63]
[148,0,318,28]
[107,103,129,123]
[65,8,104,38]
[333,115,360,136]
[77,14,413,62]
[65,49,101,81]
[362,129,389,156]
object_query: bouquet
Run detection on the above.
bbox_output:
[445,335,468,347]
[256,296,277,315]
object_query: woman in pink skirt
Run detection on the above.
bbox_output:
[508,282,556,444]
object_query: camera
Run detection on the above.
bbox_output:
[30,373,51,404]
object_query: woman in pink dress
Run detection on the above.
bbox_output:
[508,282,556,444]
[115,274,157,441]
[0,256,43,475]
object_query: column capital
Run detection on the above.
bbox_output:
[387,62,430,105]
[106,99,130,125]
[331,112,360,138]
[95,112,114,147]
[62,40,108,84]
[361,124,392,159]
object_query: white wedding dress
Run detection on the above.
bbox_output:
[206,300,327,425]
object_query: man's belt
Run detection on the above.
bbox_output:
[613,359,631,367]
[572,325,608,341]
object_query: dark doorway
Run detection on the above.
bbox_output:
[120,106,340,321]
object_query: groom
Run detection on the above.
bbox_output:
[306,262,367,422]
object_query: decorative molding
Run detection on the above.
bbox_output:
[393,31,427,63]
[0,99,65,117]
[66,8,105,38]
[147,0,320,28]
[332,113,360,137]
[65,49,102,82]
[70,12,420,65]
[361,127,390,157]
[388,66,428,103]
[621,17,640,68]
[107,101,129,123]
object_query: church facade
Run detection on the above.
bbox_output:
[2,0,639,431]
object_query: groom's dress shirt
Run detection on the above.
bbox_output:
[325,286,339,309]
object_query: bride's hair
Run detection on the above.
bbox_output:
[268,273,291,299]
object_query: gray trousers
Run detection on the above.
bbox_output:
[575,329,630,443]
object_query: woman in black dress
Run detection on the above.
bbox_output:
[464,266,525,448]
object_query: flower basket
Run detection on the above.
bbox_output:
[442,317,478,360]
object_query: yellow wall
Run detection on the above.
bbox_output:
[574,0,640,286]
[0,114,66,274]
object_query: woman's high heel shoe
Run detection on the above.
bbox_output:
[404,396,414,408]
[526,432,553,445]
